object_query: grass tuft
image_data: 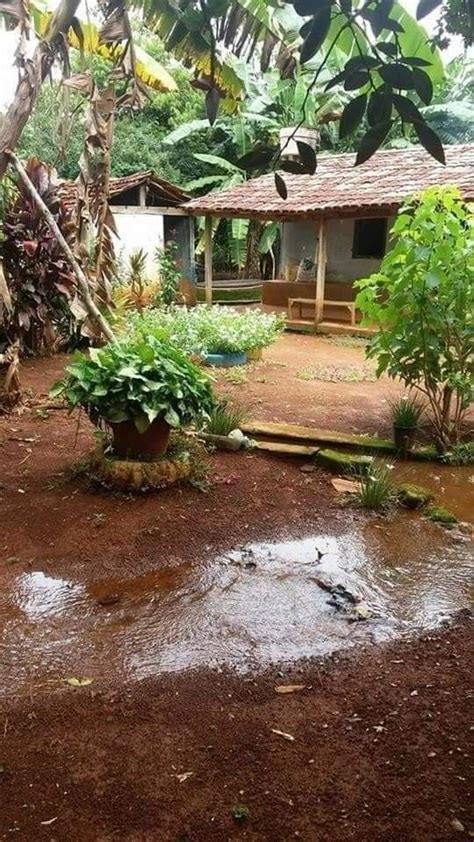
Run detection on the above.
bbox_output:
[353,460,395,509]
[205,399,247,437]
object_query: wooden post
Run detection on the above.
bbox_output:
[204,215,213,306]
[7,150,115,343]
[315,217,327,326]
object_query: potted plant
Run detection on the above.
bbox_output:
[51,338,214,459]
[390,395,425,455]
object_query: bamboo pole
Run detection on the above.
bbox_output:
[315,217,327,326]
[204,215,213,306]
[7,150,115,343]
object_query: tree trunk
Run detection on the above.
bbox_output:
[244,219,262,280]
[0,0,80,177]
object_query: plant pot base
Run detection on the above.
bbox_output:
[393,425,417,457]
[110,418,171,459]
[90,451,193,492]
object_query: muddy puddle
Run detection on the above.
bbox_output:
[1,508,472,697]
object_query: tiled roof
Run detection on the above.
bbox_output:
[184,144,474,221]
[59,170,189,210]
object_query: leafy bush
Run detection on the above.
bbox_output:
[205,398,247,436]
[356,187,473,453]
[354,461,395,510]
[440,441,474,465]
[0,158,76,354]
[390,394,425,428]
[127,305,285,357]
[51,338,214,433]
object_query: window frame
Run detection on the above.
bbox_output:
[352,217,388,260]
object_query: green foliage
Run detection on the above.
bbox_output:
[127,305,285,357]
[155,242,182,306]
[390,394,425,428]
[51,338,215,434]
[440,441,474,465]
[356,187,473,453]
[205,398,247,436]
[354,461,395,510]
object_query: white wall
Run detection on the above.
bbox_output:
[326,217,395,282]
[280,216,395,283]
[113,210,164,280]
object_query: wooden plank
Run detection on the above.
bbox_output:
[204,215,213,306]
[111,206,189,216]
[242,420,396,452]
[255,440,320,457]
[314,217,326,324]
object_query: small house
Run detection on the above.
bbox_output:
[184,144,474,334]
[60,170,195,296]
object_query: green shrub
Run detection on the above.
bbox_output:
[440,441,474,465]
[126,305,285,357]
[51,338,214,434]
[356,187,473,454]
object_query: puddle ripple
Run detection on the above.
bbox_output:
[0,516,472,697]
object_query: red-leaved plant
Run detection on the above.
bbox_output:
[1,157,76,354]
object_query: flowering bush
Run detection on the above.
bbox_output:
[126,305,285,357]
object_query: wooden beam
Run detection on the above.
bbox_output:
[139,185,147,207]
[315,217,327,325]
[204,215,213,306]
[111,205,189,217]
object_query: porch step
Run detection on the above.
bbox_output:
[285,318,316,333]
[242,420,395,453]
[254,440,320,458]
[317,321,376,337]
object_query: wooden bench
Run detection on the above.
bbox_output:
[288,297,315,320]
[288,297,357,325]
[324,300,357,326]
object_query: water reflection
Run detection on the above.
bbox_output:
[0,516,472,697]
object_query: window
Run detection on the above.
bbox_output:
[352,217,387,259]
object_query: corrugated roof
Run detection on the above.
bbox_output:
[184,144,474,221]
[59,170,190,210]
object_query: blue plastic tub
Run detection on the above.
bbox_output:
[204,352,247,368]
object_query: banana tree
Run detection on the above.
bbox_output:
[187,154,249,269]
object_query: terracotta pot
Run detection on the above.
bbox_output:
[109,417,171,459]
[393,424,417,456]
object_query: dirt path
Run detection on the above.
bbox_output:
[1,621,471,841]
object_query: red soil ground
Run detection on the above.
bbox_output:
[0,335,472,841]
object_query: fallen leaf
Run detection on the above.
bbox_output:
[271,728,295,742]
[64,677,93,687]
[274,685,306,695]
[175,772,194,783]
[40,817,58,826]
[331,477,362,494]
